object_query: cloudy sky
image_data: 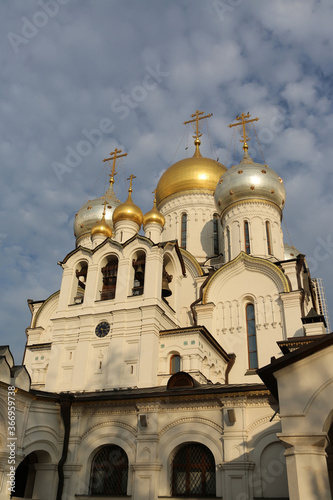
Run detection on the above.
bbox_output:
[2,0,333,362]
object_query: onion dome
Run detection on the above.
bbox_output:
[156,138,227,208]
[74,181,120,242]
[113,184,143,227]
[91,202,112,238]
[284,243,301,260]
[214,147,286,215]
[143,195,165,227]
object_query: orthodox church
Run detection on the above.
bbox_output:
[0,111,332,500]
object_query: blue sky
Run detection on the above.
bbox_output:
[1,0,333,362]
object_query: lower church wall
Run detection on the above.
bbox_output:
[0,386,290,500]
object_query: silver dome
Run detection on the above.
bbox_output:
[74,183,121,242]
[284,243,301,260]
[214,149,286,215]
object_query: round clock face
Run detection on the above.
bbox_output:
[95,321,110,338]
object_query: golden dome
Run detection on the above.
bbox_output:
[113,187,143,227]
[155,139,227,208]
[91,214,112,239]
[143,197,165,228]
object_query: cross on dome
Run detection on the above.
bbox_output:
[184,109,213,141]
[127,174,137,192]
[229,112,259,151]
[103,148,128,185]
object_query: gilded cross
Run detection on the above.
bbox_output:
[229,113,259,150]
[127,174,137,191]
[184,110,213,140]
[103,148,128,184]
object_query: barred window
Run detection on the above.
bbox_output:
[171,443,216,497]
[90,445,128,496]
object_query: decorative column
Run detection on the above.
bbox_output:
[278,434,331,500]
[132,403,162,500]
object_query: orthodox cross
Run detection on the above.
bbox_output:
[103,148,128,184]
[184,110,213,140]
[127,174,136,192]
[229,113,259,150]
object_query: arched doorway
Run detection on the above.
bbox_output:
[12,452,38,498]
[12,450,53,499]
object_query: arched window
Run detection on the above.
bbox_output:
[226,227,231,261]
[170,354,181,374]
[181,213,187,250]
[266,221,273,255]
[213,214,219,255]
[132,252,146,296]
[90,445,128,496]
[244,221,250,254]
[72,262,88,304]
[101,256,118,301]
[171,443,216,497]
[246,303,258,369]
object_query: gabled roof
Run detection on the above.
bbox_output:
[257,332,333,401]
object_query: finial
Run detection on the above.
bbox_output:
[229,112,259,151]
[127,174,136,193]
[103,148,128,185]
[152,189,157,205]
[184,109,212,153]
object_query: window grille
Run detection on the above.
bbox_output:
[246,303,258,369]
[171,443,216,497]
[181,213,187,250]
[244,221,250,254]
[90,445,128,496]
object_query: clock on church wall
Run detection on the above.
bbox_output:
[95,321,110,338]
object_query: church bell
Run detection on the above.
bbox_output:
[162,276,172,297]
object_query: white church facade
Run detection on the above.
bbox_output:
[0,112,332,500]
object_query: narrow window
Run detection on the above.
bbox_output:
[227,227,231,261]
[266,221,273,255]
[132,254,145,296]
[74,262,88,304]
[213,214,219,255]
[181,213,187,250]
[171,443,216,497]
[170,354,181,374]
[244,221,250,254]
[101,256,118,300]
[90,445,128,496]
[246,303,258,369]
